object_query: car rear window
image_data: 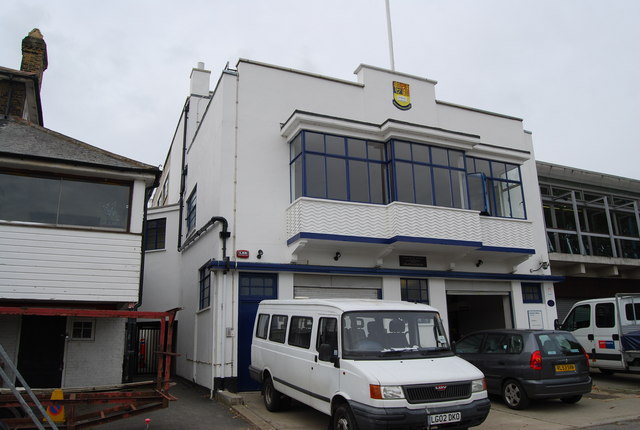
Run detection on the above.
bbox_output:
[536,333,583,356]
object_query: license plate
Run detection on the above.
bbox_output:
[428,412,461,425]
[555,363,576,372]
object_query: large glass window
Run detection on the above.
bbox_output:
[290,131,387,204]
[289,130,527,219]
[467,158,525,219]
[390,140,467,209]
[0,172,131,230]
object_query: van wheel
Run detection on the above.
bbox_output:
[263,376,284,412]
[502,380,529,410]
[333,404,359,430]
[561,395,582,404]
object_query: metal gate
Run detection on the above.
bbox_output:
[136,322,161,374]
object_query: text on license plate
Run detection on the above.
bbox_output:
[555,363,576,372]
[429,412,461,425]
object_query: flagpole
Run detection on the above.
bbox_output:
[385,0,396,71]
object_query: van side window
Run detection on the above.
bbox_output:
[316,317,338,357]
[288,316,313,349]
[563,305,590,331]
[256,313,270,339]
[595,303,615,328]
[269,314,288,343]
[626,303,640,321]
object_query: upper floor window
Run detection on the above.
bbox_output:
[186,187,197,234]
[0,171,130,230]
[289,130,527,220]
[145,218,166,251]
[467,157,525,219]
[290,132,387,204]
[391,140,467,209]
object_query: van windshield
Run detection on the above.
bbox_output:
[342,311,452,359]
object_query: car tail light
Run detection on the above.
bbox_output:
[580,347,590,368]
[530,350,542,370]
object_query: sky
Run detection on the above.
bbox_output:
[2,0,639,180]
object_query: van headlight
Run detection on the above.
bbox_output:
[370,384,404,399]
[471,378,486,393]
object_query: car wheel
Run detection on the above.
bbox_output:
[333,404,359,430]
[561,395,582,404]
[502,380,530,410]
[263,375,284,412]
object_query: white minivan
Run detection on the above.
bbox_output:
[559,294,640,374]
[250,299,490,430]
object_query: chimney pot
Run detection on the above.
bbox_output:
[21,28,48,89]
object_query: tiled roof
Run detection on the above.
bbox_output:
[0,118,158,173]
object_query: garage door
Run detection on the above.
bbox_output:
[293,274,382,299]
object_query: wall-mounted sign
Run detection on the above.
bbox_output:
[392,81,412,111]
[399,255,427,267]
[236,250,250,259]
[527,310,544,329]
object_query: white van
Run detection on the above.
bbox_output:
[249,299,490,430]
[559,294,640,374]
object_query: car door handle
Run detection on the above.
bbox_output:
[587,334,594,341]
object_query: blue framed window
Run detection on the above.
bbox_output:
[521,282,542,304]
[199,266,211,310]
[290,131,388,204]
[467,157,526,219]
[390,140,468,209]
[186,187,197,233]
[401,278,429,304]
[289,130,527,220]
[145,218,166,251]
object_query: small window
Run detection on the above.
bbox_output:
[521,283,543,304]
[288,316,313,349]
[595,303,615,328]
[145,218,166,250]
[255,314,270,339]
[199,267,210,310]
[401,278,429,304]
[186,187,197,233]
[316,317,338,360]
[70,319,95,341]
[455,333,484,354]
[625,303,640,321]
[269,315,288,343]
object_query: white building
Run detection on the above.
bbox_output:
[0,30,160,388]
[143,59,559,392]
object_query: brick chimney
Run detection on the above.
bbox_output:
[20,28,48,89]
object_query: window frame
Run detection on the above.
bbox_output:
[198,266,211,310]
[145,218,166,251]
[70,318,96,341]
[0,169,132,231]
[255,314,270,339]
[269,314,288,344]
[400,278,429,304]
[186,186,197,234]
[521,283,543,304]
[288,315,314,349]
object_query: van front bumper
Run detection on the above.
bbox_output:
[348,398,490,430]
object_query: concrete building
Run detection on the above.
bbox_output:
[537,161,640,320]
[0,30,160,388]
[143,59,560,392]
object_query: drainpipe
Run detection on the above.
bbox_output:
[177,99,190,250]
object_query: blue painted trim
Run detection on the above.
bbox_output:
[207,260,564,282]
[478,245,535,255]
[287,232,484,249]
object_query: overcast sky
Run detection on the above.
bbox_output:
[2,1,639,180]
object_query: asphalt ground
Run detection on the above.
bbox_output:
[90,378,257,430]
[85,370,640,430]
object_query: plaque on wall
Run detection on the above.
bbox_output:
[399,255,427,267]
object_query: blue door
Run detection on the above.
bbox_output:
[237,272,278,391]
